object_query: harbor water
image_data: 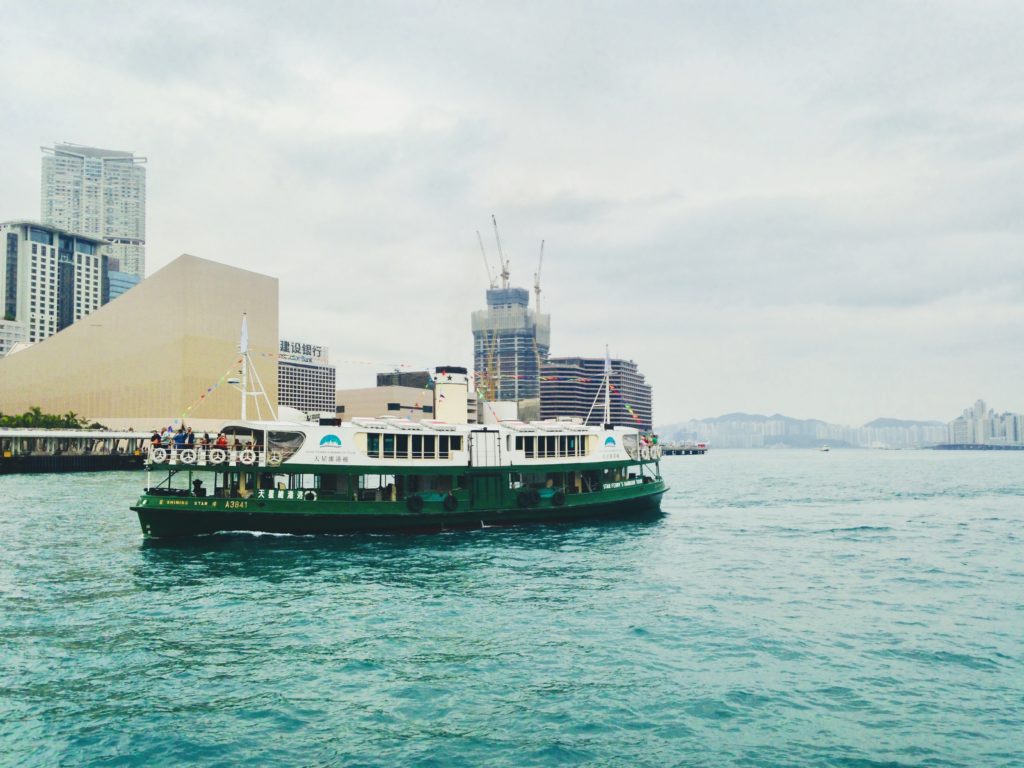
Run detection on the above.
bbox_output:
[1,450,1021,767]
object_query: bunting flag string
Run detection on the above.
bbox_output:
[167,359,243,427]
[609,382,644,423]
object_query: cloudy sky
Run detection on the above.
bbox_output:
[2,0,1021,425]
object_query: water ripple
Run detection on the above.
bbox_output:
[1,451,1023,767]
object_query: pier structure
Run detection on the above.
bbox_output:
[0,429,147,473]
[661,441,708,456]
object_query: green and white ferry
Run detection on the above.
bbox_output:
[132,352,666,537]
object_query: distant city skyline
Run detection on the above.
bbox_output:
[1,2,1021,424]
[660,398,1024,449]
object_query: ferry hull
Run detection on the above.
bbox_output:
[132,486,666,538]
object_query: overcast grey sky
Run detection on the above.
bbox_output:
[2,0,1021,425]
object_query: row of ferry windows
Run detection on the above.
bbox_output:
[516,434,587,459]
[366,433,463,460]
[364,433,589,460]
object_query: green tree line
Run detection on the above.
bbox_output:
[0,407,90,429]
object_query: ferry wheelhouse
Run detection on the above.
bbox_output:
[132,416,666,537]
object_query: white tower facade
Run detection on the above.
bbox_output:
[432,366,470,424]
[41,143,147,278]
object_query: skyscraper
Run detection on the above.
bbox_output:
[0,220,108,352]
[277,339,337,415]
[472,287,550,402]
[41,143,147,278]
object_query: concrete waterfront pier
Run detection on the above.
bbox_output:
[0,429,147,474]
[661,442,708,456]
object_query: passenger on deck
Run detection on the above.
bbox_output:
[215,433,228,448]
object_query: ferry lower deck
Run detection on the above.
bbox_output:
[133,459,666,537]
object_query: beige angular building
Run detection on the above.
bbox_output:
[0,254,278,430]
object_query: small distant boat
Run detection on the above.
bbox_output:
[819,446,830,452]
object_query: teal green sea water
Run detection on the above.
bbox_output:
[1,450,1022,767]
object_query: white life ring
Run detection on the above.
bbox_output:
[651,445,661,459]
[239,449,256,465]
[180,449,197,464]
[267,451,283,466]
[209,448,227,464]
[151,448,167,463]
[304,490,317,501]
[640,447,651,460]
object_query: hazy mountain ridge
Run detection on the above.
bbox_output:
[656,413,949,449]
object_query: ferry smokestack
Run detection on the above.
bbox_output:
[433,366,469,423]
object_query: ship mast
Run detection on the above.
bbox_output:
[603,345,611,426]
[236,313,276,421]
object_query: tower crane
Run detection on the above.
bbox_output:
[533,240,544,314]
[477,230,497,289]
[492,214,511,289]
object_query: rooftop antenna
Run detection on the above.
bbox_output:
[492,214,510,289]
[477,230,497,289]
[533,239,544,313]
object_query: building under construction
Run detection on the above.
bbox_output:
[472,286,550,402]
[471,219,551,403]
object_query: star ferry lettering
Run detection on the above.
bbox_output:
[258,489,317,500]
[313,454,349,463]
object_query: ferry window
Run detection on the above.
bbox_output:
[383,433,395,458]
[524,436,535,458]
[387,402,400,411]
[568,436,577,455]
[412,434,423,458]
[359,473,396,501]
[515,436,523,451]
[546,436,556,457]
[367,433,380,458]
[424,434,436,458]
[269,430,305,458]
[396,434,409,458]
[451,436,462,451]
[439,435,450,459]
[558,436,567,456]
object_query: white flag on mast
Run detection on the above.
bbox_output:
[240,314,249,354]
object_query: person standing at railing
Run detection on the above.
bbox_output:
[185,427,195,447]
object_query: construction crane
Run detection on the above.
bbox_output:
[477,230,497,289]
[533,240,544,314]
[492,214,511,289]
